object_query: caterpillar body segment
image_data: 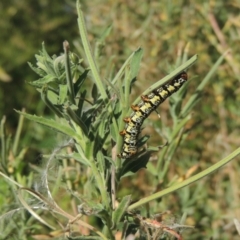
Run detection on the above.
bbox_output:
[141,94,162,107]
[119,71,188,159]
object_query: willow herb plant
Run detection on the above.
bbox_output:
[4,1,239,239]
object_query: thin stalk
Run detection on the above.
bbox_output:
[157,115,191,178]
[12,108,25,156]
[76,0,119,156]
[76,0,106,99]
[75,144,110,210]
[63,41,76,104]
[0,116,7,172]
[132,55,198,107]
[76,2,119,207]
[181,50,229,116]
[41,86,63,118]
[17,187,109,239]
[111,51,136,85]
[128,146,240,210]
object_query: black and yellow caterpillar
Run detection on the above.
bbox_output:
[119,71,188,159]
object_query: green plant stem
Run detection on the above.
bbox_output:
[75,143,110,211]
[157,114,192,178]
[111,51,136,85]
[41,86,63,118]
[181,49,230,116]
[66,107,88,135]
[17,186,109,239]
[0,116,7,172]
[63,41,76,104]
[128,146,240,210]
[76,2,120,212]
[76,1,106,100]
[132,55,198,107]
[12,108,25,156]
[76,0,119,154]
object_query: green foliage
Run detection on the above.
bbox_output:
[0,0,79,130]
[1,0,240,240]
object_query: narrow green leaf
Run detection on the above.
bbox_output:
[64,41,75,104]
[130,48,143,80]
[110,123,117,143]
[41,86,63,118]
[112,195,131,226]
[0,116,7,172]
[28,62,45,77]
[66,107,88,136]
[46,89,59,105]
[91,83,98,102]
[132,55,198,107]
[35,56,48,73]
[96,151,105,174]
[12,109,25,156]
[58,84,68,104]
[15,110,81,143]
[53,55,65,78]
[77,89,87,116]
[41,42,53,62]
[128,146,240,211]
[181,51,228,116]
[68,152,91,166]
[74,69,89,95]
[111,51,136,85]
[32,75,58,85]
[76,1,107,100]
[99,25,112,43]
[120,151,151,177]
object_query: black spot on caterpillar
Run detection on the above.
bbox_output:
[119,71,188,159]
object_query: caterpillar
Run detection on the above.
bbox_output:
[119,71,188,159]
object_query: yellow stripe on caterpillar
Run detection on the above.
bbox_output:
[141,94,162,107]
[166,84,176,92]
[119,71,188,159]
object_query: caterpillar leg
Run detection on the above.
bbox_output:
[131,104,140,111]
[118,144,137,159]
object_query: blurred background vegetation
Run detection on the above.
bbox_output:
[1,0,240,239]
